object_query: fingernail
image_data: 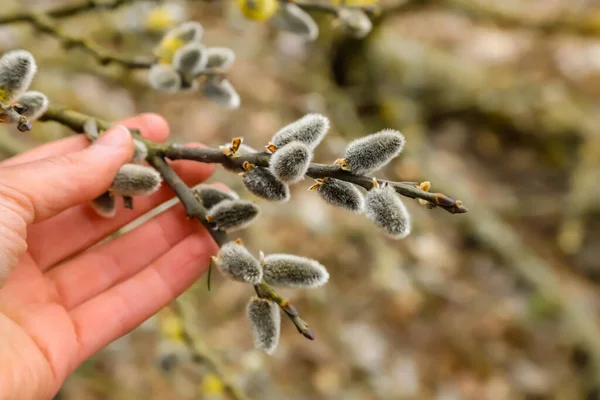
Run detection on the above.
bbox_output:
[95,125,131,148]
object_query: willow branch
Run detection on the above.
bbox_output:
[162,145,468,214]
[0,0,139,25]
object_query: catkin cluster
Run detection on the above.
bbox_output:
[212,239,329,354]
[221,114,412,239]
[149,22,239,108]
[235,0,373,40]
[0,50,49,132]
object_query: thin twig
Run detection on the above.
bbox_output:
[0,0,139,25]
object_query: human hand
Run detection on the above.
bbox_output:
[0,115,217,400]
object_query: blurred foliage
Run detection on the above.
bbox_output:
[2,0,600,399]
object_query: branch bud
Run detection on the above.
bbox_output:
[365,180,411,239]
[0,50,37,106]
[110,164,163,197]
[261,253,329,288]
[342,129,405,175]
[309,177,365,213]
[206,199,261,232]
[246,297,281,355]
[269,141,312,183]
[213,241,262,284]
[270,113,329,151]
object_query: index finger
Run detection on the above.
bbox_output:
[1,113,170,167]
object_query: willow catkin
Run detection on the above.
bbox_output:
[110,164,162,197]
[14,91,48,120]
[205,47,235,70]
[246,297,281,355]
[270,113,329,151]
[242,167,290,202]
[193,184,239,209]
[341,129,405,175]
[269,141,312,183]
[0,50,37,105]
[172,42,207,77]
[365,183,411,239]
[91,191,117,218]
[261,253,329,288]
[201,78,240,109]
[148,64,182,93]
[272,2,319,41]
[206,199,261,232]
[311,178,364,213]
[213,241,262,284]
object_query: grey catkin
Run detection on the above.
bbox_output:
[131,139,148,165]
[313,178,364,213]
[338,8,372,39]
[247,297,281,355]
[110,164,162,197]
[166,21,203,43]
[193,184,239,209]
[205,47,235,70]
[262,254,329,288]
[148,64,182,93]
[83,118,100,141]
[214,241,262,284]
[0,50,37,105]
[269,141,312,183]
[365,183,411,239]
[206,199,261,232]
[15,91,48,120]
[172,42,207,77]
[272,3,319,41]
[242,167,290,203]
[342,129,405,175]
[201,78,240,109]
[270,113,329,151]
[90,191,116,218]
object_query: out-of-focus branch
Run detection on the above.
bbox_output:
[0,0,139,24]
[24,13,152,69]
[171,299,252,400]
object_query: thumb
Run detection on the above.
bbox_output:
[0,125,134,224]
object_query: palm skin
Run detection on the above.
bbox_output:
[0,114,217,399]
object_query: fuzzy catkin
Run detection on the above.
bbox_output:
[338,8,372,39]
[242,167,290,202]
[15,91,48,120]
[262,254,329,288]
[0,50,37,105]
[173,42,207,77]
[365,184,411,239]
[90,191,116,218]
[110,164,162,197]
[201,78,240,109]
[205,47,235,70]
[343,129,405,175]
[131,139,148,165]
[246,297,281,355]
[270,113,329,151]
[214,241,262,284]
[272,3,319,41]
[148,64,182,93]
[315,178,364,213]
[193,184,239,209]
[206,200,260,232]
[269,141,312,183]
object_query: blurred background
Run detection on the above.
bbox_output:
[1,0,600,399]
